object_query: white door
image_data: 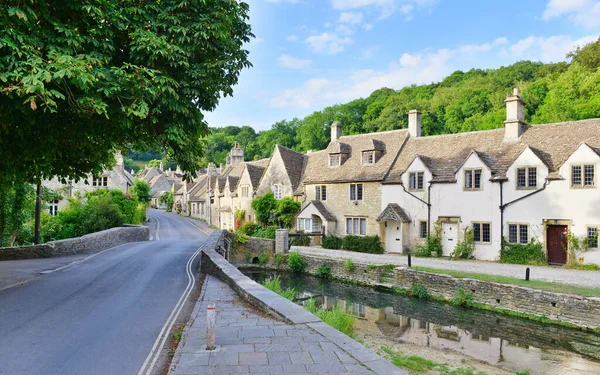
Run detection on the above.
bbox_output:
[385,222,403,253]
[442,223,458,256]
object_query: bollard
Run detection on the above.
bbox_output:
[525,267,530,281]
[408,253,412,268]
[206,303,216,350]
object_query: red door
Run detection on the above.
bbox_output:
[547,225,568,265]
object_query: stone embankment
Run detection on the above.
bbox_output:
[0,225,149,261]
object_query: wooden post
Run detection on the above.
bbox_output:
[34,183,42,245]
[206,303,216,350]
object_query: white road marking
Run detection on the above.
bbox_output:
[136,244,202,375]
[153,216,161,241]
[185,219,211,236]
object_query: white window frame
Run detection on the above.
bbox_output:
[362,151,375,165]
[315,185,327,201]
[92,176,108,187]
[587,226,598,249]
[346,217,366,236]
[272,184,283,200]
[464,168,483,191]
[329,154,341,167]
[508,223,529,244]
[48,199,59,217]
[408,172,424,191]
[516,166,537,190]
[241,185,249,197]
[349,183,363,201]
[297,218,313,233]
[472,222,491,244]
[571,164,596,188]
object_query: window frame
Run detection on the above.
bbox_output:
[419,221,428,239]
[272,184,283,200]
[345,217,367,236]
[362,151,375,165]
[571,164,596,188]
[408,171,424,191]
[349,183,364,201]
[464,168,483,191]
[315,185,327,201]
[329,154,341,168]
[92,176,109,187]
[507,223,529,244]
[472,222,491,244]
[587,226,598,249]
[241,185,249,198]
[516,166,538,190]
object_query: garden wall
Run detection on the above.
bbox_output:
[291,254,600,329]
[227,232,275,264]
[0,225,150,261]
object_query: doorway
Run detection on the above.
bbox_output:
[546,225,568,265]
[385,221,403,253]
[442,222,458,256]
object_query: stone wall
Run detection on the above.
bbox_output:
[296,254,600,329]
[227,232,275,264]
[0,225,150,261]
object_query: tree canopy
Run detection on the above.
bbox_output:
[0,0,253,183]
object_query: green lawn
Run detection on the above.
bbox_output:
[412,266,600,297]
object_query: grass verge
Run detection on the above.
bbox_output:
[412,266,600,297]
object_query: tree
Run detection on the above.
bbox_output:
[130,179,151,204]
[0,179,35,246]
[251,193,278,226]
[0,0,253,184]
[159,192,174,212]
[276,197,301,229]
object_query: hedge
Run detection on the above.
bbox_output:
[342,235,384,254]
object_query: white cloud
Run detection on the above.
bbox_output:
[338,11,364,24]
[363,23,374,31]
[360,46,380,60]
[265,0,300,3]
[270,78,332,109]
[336,24,355,35]
[305,32,353,54]
[542,0,600,28]
[503,34,598,62]
[277,54,312,69]
[493,37,508,45]
[330,0,436,19]
[286,34,299,41]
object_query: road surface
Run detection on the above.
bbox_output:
[0,210,207,375]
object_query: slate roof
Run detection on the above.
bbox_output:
[308,200,337,222]
[302,129,410,184]
[385,118,600,183]
[276,145,306,192]
[246,158,269,188]
[376,203,411,223]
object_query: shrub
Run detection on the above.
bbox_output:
[258,253,270,265]
[287,251,307,273]
[292,231,311,246]
[342,235,384,254]
[322,235,343,249]
[316,264,331,279]
[452,288,473,307]
[263,276,297,301]
[451,227,475,259]
[500,240,547,265]
[274,253,288,267]
[344,258,355,272]
[254,225,278,239]
[414,222,442,257]
[236,233,249,244]
[237,222,261,237]
[411,283,430,299]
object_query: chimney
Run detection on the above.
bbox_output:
[504,87,525,142]
[115,150,124,170]
[408,110,421,137]
[227,141,245,168]
[330,121,342,142]
[159,161,164,171]
[176,165,182,174]
[207,162,217,176]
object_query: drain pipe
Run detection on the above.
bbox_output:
[401,181,432,237]
[499,179,550,240]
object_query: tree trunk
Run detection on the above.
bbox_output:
[34,183,41,245]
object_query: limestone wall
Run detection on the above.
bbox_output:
[227,232,275,264]
[0,225,149,261]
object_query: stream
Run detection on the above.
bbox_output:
[242,269,600,375]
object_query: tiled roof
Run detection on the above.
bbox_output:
[276,145,306,192]
[302,129,409,184]
[376,203,411,223]
[246,158,269,188]
[309,200,337,222]
[385,118,600,183]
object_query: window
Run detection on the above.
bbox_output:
[346,217,366,235]
[298,218,313,232]
[419,221,428,239]
[516,167,537,189]
[464,169,482,190]
[241,186,249,197]
[588,227,598,248]
[409,172,424,191]
[272,184,282,200]
[349,183,363,201]
[508,224,528,244]
[572,164,595,187]
[329,154,341,167]
[315,185,327,201]
[48,199,59,216]
[362,151,375,165]
[473,222,491,243]
[92,176,108,187]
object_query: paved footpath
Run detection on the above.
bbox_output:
[293,246,600,288]
[169,275,403,375]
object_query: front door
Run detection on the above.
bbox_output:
[547,225,568,265]
[385,222,402,253]
[442,223,458,256]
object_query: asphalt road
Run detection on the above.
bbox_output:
[0,210,208,375]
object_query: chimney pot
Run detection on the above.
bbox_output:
[408,110,421,137]
[330,121,343,142]
[504,87,525,142]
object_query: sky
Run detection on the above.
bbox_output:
[204,0,600,131]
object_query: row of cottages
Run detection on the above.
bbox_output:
[139,162,184,208]
[43,151,135,215]
[296,88,600,265]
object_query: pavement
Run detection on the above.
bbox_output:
[0,209,209,375]
[293,246,600,288]
[169,275,402,375]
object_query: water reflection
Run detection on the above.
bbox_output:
[244,269,600,375]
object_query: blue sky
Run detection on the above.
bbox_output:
[204,0,600,130]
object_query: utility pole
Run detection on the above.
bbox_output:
[34,182,42,244]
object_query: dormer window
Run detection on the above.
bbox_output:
[362,151,376,165]
[572,164,595,188]
[464,169,482,190]
[409,172,424,191]
[92,176,108,187]
[516,167,537,189]
[272,184,282,200]
[329,154,341,167]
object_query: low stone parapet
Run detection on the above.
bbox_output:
[0,225,150,261]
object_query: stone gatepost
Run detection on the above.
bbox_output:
[275,229,289,254]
